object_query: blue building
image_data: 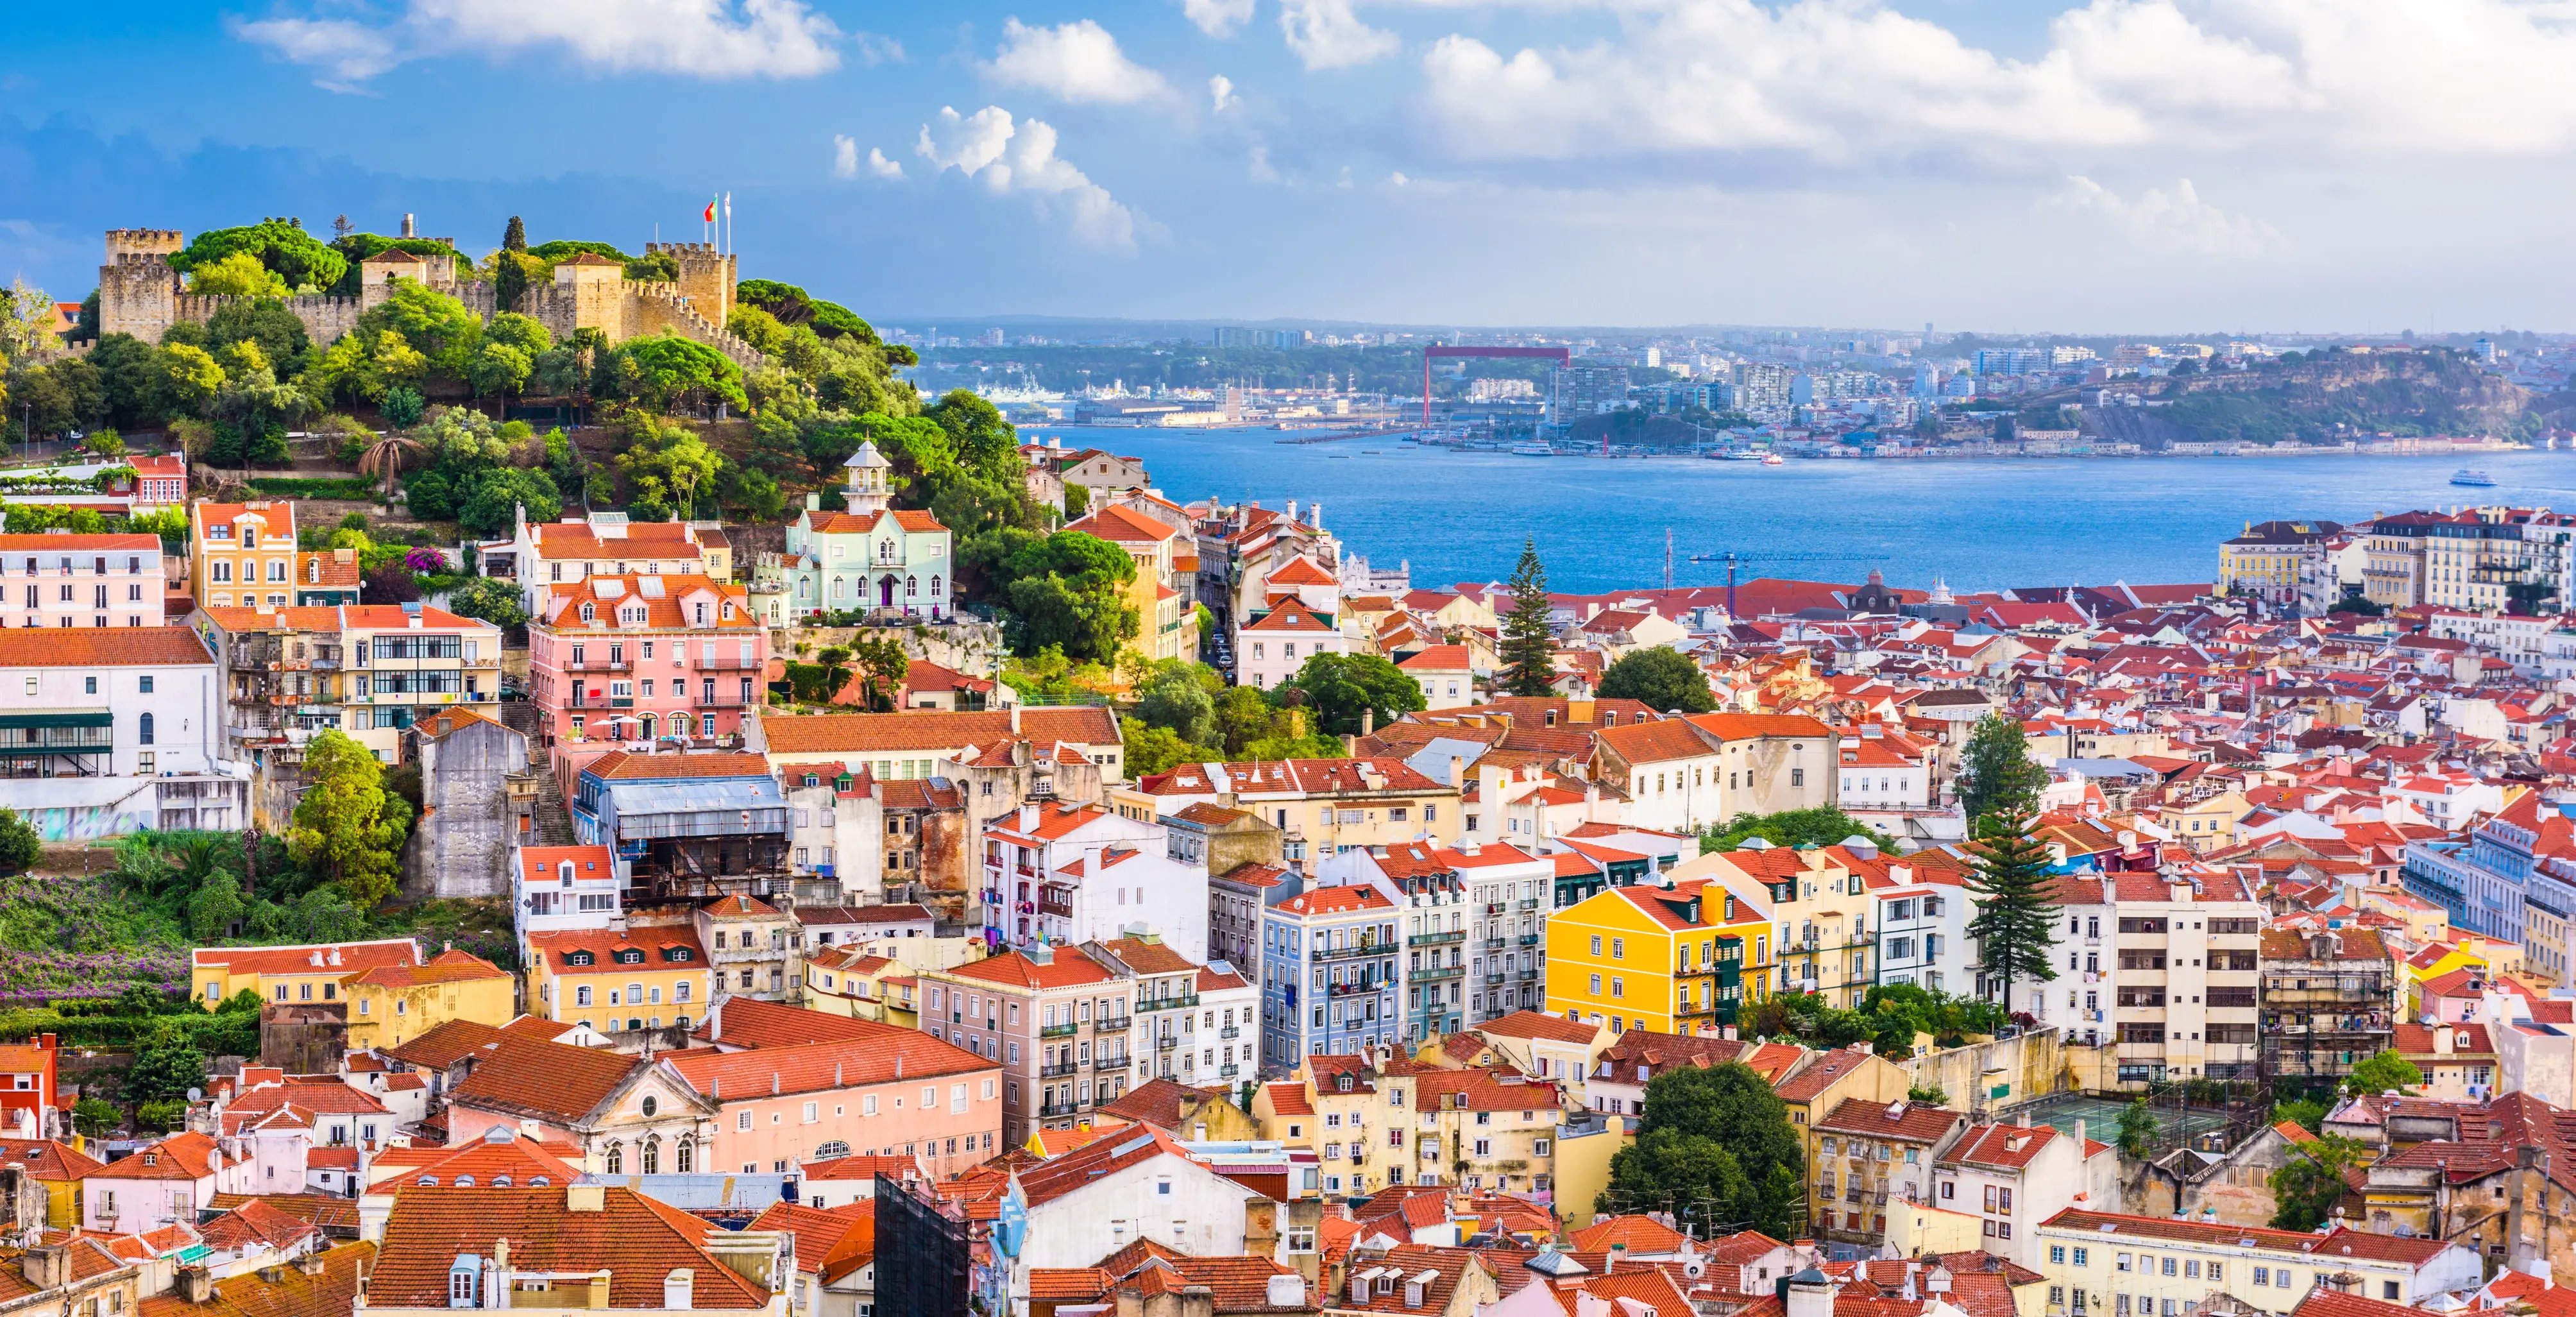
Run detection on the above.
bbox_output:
[1258,881,1400,1075]
[2402,791,2548,951]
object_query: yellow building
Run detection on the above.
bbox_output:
[802,944,922,1026]
[1772,1046,1912,1237]
[191,937,428,1009]
[2217,520,2339,607]
[1119,758,1461,870]
[1252,1052,1561,1197]
[523,926,715,1032]
[1063,505,1194,664]
[189,500,299,608]
[2157,789,2248,854]
[1543,874,1771,1036]
[341,948,514,1051]
[1684,845,1874,1007]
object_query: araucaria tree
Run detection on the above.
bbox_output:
[1964,805,2059,1008]
[1956,710,2050,827]
[1499,538,1557,697]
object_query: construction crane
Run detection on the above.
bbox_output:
[1683,550,1881,619]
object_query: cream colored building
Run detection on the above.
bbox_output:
[2032,1209,2479,1315]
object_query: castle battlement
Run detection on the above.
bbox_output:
[110,252,174,268]
[645,241,722,255]
[105,228,183,257]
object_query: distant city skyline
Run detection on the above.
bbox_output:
[8,1,2576,333]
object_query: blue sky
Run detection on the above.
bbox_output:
[8,0,2576,333]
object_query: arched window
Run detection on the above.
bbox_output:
[638,713,657,740]
[814,1140,850,1160]
[675,1136,694,1174]
[558,862,575,887]
[640,1138,659,1175]
[930,575,942,597]
[905,575,917,597]
[138,713,154,746]
[604,1143,623,1175]
[575,985,593,1006]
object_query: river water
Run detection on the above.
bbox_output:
[1029,425,2576,595]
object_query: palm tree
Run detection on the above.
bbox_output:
[357,431,425,504]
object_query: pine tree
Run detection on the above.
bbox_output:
[1499,538,1557,697]
[503,216,528,252]
[1964,805,2060,1009]
[496,216,531,311]
[1957,710,2049,826]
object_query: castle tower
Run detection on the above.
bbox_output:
[647,242,735,328]
[843,442,892,517]
[98,228,184,342]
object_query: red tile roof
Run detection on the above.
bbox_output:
[668,1034,992,1101]
[0,625,213,668]
[373,1187,766,1309]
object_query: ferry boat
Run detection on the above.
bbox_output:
[2451,468,2497,487]
[1722,451,1769,462]
[1761,453,1786,466]
[1511,443,1554,456]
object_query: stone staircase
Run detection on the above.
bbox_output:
[525,769,577,847]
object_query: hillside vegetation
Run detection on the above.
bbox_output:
[2090,348,2534,447]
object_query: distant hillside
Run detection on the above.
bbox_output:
[2085,349,2537,448]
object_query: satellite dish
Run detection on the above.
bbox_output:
[187,1087,203,1102]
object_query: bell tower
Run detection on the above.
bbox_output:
[843,441,892,517]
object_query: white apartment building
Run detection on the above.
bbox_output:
[2020,874,2118,1049]
[1321,840,1552,1032]
[2107,872,2263,1086]
[511,844,622,949]
[0,626,246,837]
[1931,1122,2119,1268]
[983,802,1210,962]
[2033,1210,2479,1316]
[1865,854,1971,996]
[1085,933,1262,1090]
[0,533,166,629]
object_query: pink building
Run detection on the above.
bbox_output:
[665,1030,1001,1182]
[527,573,767,756]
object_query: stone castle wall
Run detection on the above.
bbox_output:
[94,228,760,371]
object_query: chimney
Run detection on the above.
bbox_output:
[176,1266,215,1304]
[1786,1270,1836,1317]
[566,1184,606,1212]
[19,1246,69,1292]
[663,1270,695,1311]
[296,1253,327,1277]
[1267,1274,1306,1309]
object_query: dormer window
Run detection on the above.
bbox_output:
[665,948,693,962]
[580,603,595,623]
[559,862,575,887]
[566,951,595,967]
[616,949,645,964]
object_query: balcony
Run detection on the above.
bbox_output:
[1482,937,1506,952]
[1410,930,1466,947]
[1219,1064,1239,1080]
[1038,1101,1083,1119]
[1038,896,1074,917]
[1040,1021,1080,1038]
[1414,962,1464,980]
[1038,1062,1080,1078]
[1219,1025,1240,1040]
[1154,1034,1179,1052]
[563,656,632,673]
[1094,1014,1131,1033]
[1326,981,1384,998]
[1518,933,1540,946]
[1485,903,1507,915]
[1095,1055,1130,1073]
[1313,940,1386,962]
[1137,991,1200,1013]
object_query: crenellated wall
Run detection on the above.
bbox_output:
[96,228,763,373]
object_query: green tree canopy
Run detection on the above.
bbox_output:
[1275,652,1426,737]
[1958,711,2050,826]
[0,807,38,876]
[1600,1062,1804,1237]
[606,336,748,414]
[1597,645,1716,712]
[127,1021,208,1103]
[2116,1097,2160,1160]
[283,729,412,909]
[2267,1133,2367,1230]
[1136,665,1219,745]
[171,219,346,293]
[186,251,290,298]
[2343,1049,2425,1097]
[997,530,1137,661]
[355,280,482,375]
[1699,807,1897,856]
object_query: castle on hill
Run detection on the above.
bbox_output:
[96,223,760,369]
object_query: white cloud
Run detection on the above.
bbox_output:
[1182,0,1257,38]
[833,135,860,179]
[984,18,1171,105]
[916,105,1149,250]
[232,0,842,88]
[2051,176,2280,255]
[1210,74,1237,112]
[851,32,903,65]
[1247,144,1280,182]
[1280,0,1399,69]
[1411,0,2576,164]
[866,148,905,180]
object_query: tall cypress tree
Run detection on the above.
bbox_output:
[496,216,531,310]
[1499,538,1557,697]
[1965,805,2060,1010]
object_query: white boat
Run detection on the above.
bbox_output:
[2452,468,2496,487]
[1761,453,1786,466]
[1722,451,1769,462]
[1511,443,1554,456]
